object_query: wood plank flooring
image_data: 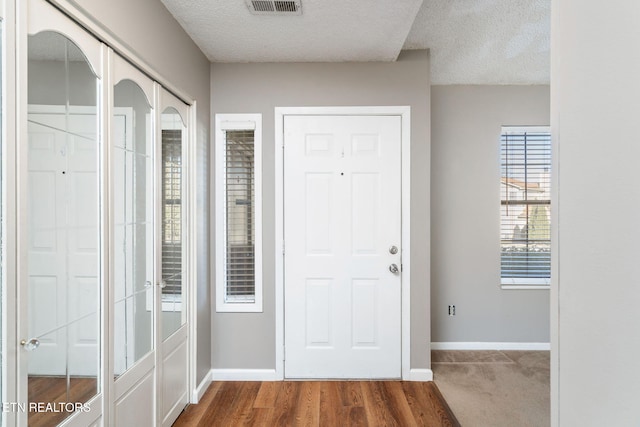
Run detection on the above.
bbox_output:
[28,376,97,427]
[173,381,460,426]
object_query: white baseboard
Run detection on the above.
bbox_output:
[192,370,213,403]
[206,368,432,382]
[404,368,433,382]
[211,369,279,381]
[431,342,550,351]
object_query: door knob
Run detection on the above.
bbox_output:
[389,263,399,274]
[20,338,40,351]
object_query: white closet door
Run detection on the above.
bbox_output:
[157,88,190,427]
[20,1,104,426]
[112,54,156,427]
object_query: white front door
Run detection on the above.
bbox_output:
[284,114,402,379]
[27,110,99,377]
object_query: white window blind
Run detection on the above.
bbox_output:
[215,114,262,312]
[224,130,256,302]
[500,127,551,285]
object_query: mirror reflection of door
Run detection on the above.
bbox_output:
[27,31,100,427]
[111,62,157,427]
[113,79,154,378]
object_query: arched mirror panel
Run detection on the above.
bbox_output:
[113,59,154,110]
[160,90,188,125]
[28,0,102,79]
[27,30,101,426]
[159,103,186,341]
[112,77,154,378]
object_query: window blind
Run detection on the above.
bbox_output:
[500,129,551,281]
[162,129,182,295]
[224,130,256,302]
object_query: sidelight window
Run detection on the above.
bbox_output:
[215,114,262,312]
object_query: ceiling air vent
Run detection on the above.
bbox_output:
[246,0,302,15]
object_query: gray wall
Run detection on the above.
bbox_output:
[211,50,431,370]
[70,0,212,385]
[551,1,640,425]
[431,85,550,343]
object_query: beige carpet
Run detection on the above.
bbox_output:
[432,350,550,427]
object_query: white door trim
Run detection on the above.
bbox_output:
[274,106,411,380]
[4,1,20,425]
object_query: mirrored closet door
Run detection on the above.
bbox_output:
[17,1,193,426]
[157,90,189,426]
[111,55,156,427]
[23,3,104,425]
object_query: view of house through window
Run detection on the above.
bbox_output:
[500,127,551,286]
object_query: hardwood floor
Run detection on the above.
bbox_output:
[28,376,97,427]
[173,381,460,426]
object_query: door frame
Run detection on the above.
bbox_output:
[274,106,413,380]
[3,1,20,425]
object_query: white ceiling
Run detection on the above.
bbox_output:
[160,0,550,85]
[404,0,550,84]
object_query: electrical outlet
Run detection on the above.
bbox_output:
[448,305,456,316]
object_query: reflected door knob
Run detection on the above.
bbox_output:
[389,263,399,274]
[21,338,40,351]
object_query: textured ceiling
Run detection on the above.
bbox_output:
[160,0,550,85]
[403,0,550,84]
[161,0,423,62]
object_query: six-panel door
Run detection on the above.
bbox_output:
[284,115,402,379]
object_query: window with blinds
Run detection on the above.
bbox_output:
[224,130,256,302]
[162,129,182,296]
[215,114,263,312]
[500,127,551,286]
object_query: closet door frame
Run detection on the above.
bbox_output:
[2,0,19,425]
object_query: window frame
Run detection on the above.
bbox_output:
[215,114,263,312]
[500,126,551,290]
